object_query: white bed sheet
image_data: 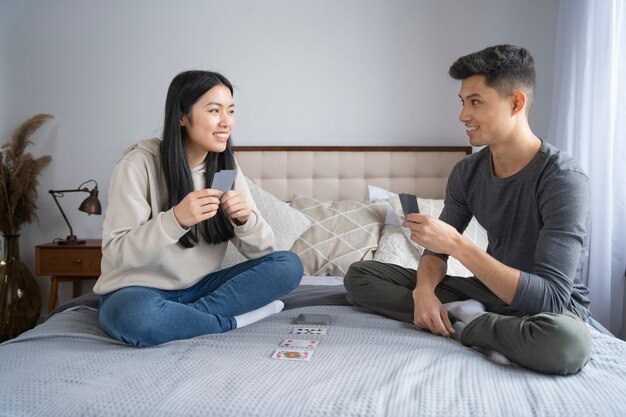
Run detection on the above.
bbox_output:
[300,275,344,286]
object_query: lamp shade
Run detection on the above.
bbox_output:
[78,188,102,215]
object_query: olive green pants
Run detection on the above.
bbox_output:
[344,260,591,375]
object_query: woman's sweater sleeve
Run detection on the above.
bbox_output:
[101,158,188,272]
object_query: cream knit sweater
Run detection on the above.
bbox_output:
[93,138,275,295]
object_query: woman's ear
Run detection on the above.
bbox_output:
[511,91,527,115]
[180,114,188,127]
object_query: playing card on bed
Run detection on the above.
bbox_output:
[295,313,332,326]
[292,326,328,335]
[272,349,314,361]
[280,339,320,348]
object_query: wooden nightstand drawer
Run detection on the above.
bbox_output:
[35,240,102,277]
[35,239,102,314]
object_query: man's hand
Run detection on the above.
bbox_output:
[173,189,222,227]
[220,190,252,225]
[404,213,462,256]
[408,214,520,305]
[413,286,455,337]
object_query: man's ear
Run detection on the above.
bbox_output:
[511,91,527,115]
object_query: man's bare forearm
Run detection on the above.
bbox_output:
[414,254,447,293]
[451,235,520,304]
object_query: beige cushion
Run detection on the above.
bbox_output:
[290,196,387,276]
[221,178,311,268]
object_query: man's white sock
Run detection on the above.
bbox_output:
[451,321,466,342]
[234,300,284,328]
[446,300,514,366]
[444,299,486,324]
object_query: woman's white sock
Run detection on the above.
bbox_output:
[234,300,284,328]
[444,299,486,324]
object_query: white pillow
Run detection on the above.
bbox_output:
[221,178,312,268]
[367,184,401,226]
[369,185,488,277]
[373,225,421,269]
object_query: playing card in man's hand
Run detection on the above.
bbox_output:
[399,193,420,216]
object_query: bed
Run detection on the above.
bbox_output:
[2,146,626,417]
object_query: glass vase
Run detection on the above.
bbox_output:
[0,234,42,342]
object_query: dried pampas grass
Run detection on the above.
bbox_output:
[0,114,53,235]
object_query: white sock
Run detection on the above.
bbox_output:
[486,350,514,366]
[445,299,486,324]
[446,300,514,366]
[471,346,515,367]
[234,300,284,328]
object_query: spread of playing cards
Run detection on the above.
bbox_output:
[271,316,330,362]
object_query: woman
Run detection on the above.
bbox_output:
[94,70,303,347]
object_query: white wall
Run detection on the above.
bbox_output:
[0,0,560,317]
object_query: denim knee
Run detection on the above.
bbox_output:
[270,250,303,292]
[98,288,153,347]
[101,288,237,347]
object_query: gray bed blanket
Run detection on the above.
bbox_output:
[47,285,351,318]
[2,305,626,417]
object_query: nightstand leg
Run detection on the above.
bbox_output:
[48,276,59,314]
[73,280,80,298]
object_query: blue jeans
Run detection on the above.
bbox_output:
[98,251,302,347]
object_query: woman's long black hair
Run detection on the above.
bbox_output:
[161,70,236,248]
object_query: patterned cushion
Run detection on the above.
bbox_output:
[221,178,311,268]
[290,196,387,276]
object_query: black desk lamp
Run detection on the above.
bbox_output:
[49,179,102,245]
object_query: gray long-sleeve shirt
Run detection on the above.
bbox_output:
[424,141,591,319]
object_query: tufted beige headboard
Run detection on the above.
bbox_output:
[233,146,471,201]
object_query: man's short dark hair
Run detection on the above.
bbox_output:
[449,44,536,110]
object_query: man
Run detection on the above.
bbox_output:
[344,44,592,375]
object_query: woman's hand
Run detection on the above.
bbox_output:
[174,189,222,227]
[220,190,251,225]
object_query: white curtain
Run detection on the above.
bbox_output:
[547,0,626,336]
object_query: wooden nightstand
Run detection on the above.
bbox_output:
[35,240,102,313]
